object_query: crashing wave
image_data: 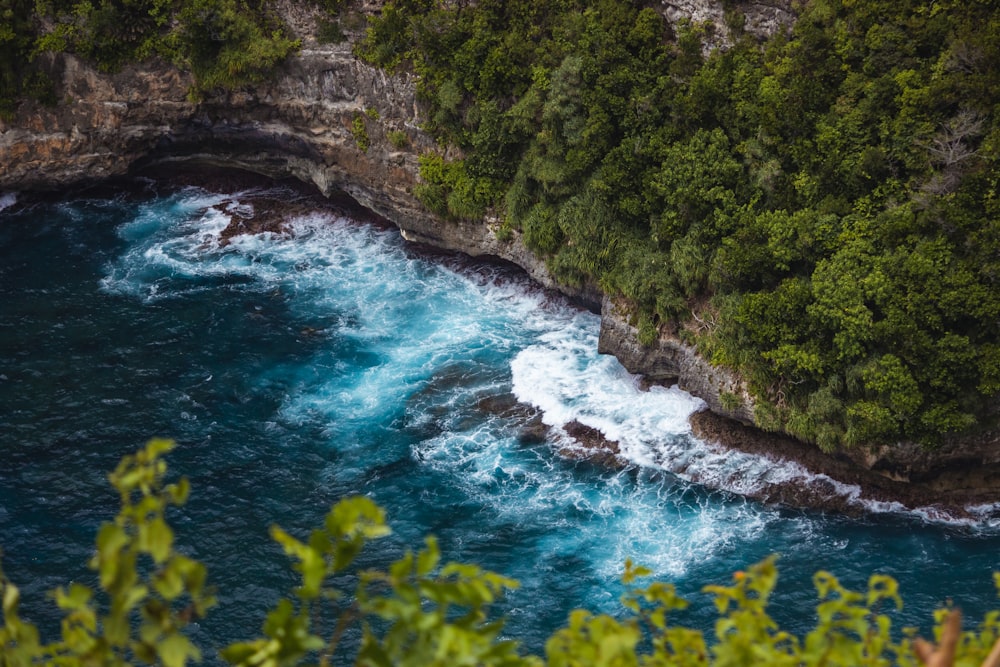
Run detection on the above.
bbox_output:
[0,192,18,213]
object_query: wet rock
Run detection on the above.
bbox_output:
[473,394,550,445]
[557,420,627,469]
[517,415,550,446]
[690,409,993,518]
[214,189,326,243]
[476,393,534,421]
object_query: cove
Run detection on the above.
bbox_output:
[1,173,999,660]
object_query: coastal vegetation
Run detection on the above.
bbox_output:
[3,443,1000,666]
[353,0,1000,453]
[0,0,302,111]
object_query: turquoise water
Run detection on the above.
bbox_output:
[2,175,999,660]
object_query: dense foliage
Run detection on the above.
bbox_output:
[357,0,1000,452]
[0,0,47,117]
[0,0,323,113]
[3,443,1000,666]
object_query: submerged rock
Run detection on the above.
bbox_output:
[557,420,627,469]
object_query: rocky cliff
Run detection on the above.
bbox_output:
[3,0,998,512]
[597,296,755,424]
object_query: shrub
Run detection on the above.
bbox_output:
[387,129,408,149]
[351,113,370,152]
[316,18,346,44]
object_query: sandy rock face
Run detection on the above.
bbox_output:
[0,55,195,189]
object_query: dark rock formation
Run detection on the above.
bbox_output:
[558,420,628,469]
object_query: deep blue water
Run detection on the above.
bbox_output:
[2,175,1000,661]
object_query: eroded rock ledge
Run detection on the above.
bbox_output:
[597,296,754,424]
[690,410,1000,518]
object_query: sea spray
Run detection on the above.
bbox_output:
[0,192,17,213]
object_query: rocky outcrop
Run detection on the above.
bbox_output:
[659,0,794,50]
[597,296,755,424]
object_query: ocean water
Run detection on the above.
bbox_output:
[2,175,999,660]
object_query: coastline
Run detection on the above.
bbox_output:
[690,409,1000,522]
[6,164,1000,523]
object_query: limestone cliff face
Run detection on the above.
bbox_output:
[0,54,195,188]
[597,296,755,423]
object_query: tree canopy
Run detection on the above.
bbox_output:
[357,0,1000,451]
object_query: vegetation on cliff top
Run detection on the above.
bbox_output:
[0,0,312,111]
[4,442,1000,666]
[356,0,1000,452]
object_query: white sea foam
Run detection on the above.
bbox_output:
[509,322,993,526]
[964,503,1000,530]
[511,319,705,439]
[102,192,250,298]
[403,301,782,579]
[0,192,17,213]
[411,417,782,579]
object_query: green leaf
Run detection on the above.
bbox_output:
[158,633,200,667]
[3,580,21,616]
[417,537,441,577]
[146,517,174,564]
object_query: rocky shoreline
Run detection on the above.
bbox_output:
[543,398,1000,520]
[5,162,999,520]
[690,410,1000,520]
[2,1,998,520]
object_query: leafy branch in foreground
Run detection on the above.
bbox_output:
[1,439,213,667]
[3,442,1000,666]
